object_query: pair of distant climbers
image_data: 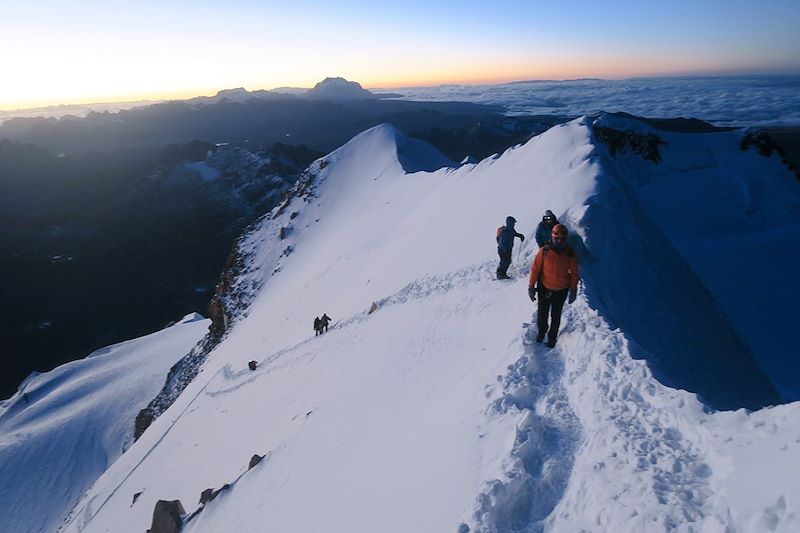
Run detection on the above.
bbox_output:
[313,314,331,336]
[495,210,579,348]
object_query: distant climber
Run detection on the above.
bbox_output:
[496,216,525,280]
[535,209,559,247]
[320,313,331,333]
[314,316,322,336]
[528,224,579,348]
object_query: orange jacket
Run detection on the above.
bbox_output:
[528,244,579,291]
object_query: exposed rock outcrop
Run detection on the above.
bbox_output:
[592,125,665,162]
[741,129,800,180]
[135,229,260,440]
[147,500,185,533]
[134,335,216,440]
[248,454,264,470]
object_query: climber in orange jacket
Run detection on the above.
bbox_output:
[528,224,579,348]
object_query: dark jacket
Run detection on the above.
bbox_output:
[535,217,559,247]
[536,218,558,248]
[497,216,524,253]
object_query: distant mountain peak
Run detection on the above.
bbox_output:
[215,87,249,98]
[306,77,377,100]
[189,87,258,105]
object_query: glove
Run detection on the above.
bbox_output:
[528,286,536,302]
[520,234,525,241]
[568,287,577,304]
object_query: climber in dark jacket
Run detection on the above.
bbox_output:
[535,210,559,248]
[320,313,331,333]
[496,216,525,279]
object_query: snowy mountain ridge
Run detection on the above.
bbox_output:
[0,314,210,533]
[67,117,799,532]
[4,115,800,532]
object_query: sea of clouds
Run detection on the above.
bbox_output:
[390,75,800,127]
[2,76,798,128]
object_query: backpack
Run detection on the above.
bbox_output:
[496,226,504,243]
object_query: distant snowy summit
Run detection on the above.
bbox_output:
[212,87,256,102]
[271,77,383,100]
[304,77,378,100]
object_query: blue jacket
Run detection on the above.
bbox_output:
[498,217,524,253]
[535,218,558,247]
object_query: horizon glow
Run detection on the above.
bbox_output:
[2,0,799,111]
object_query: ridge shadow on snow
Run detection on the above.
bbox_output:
[395,133,455,173]
[371,122,454,173]
[578,117,781,411]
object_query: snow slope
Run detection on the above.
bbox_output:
[58,119,800,532]
[0,313,209,533]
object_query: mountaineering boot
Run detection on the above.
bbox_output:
[545,337,557,348]
[536,332,545,343]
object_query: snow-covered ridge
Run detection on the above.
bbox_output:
[0,314,209,533]
[206,123,455,338]
[43,117,800,532]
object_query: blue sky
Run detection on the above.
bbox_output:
[1,0,798,109]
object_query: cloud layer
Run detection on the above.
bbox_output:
[393,76,800,127]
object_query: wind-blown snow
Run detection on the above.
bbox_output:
[0,314,209,533]
[48,118,800,533]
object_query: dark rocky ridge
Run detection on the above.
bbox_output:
[0,97,505,156]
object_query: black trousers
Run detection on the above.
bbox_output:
[497,251,512,276]
[537,287,569,341]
